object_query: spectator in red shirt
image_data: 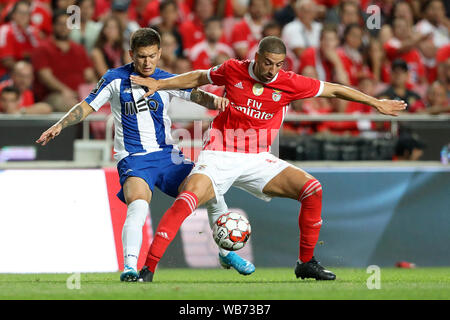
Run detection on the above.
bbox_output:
[0,0,52,37]
[178,0,215,55]
[420,81,450,114]
[379,0,415,45]
[150,0,184,58]
[230,0,269,60]
[32,9,96,112]
[0,0,41,79]
[365,37,391,85]
[0,61,33,107]
[299,25,350,86]
[383,17,428,86]
[0,85,51,114]
[336,1,362,38]
[337,23,364,86]
[323,73,379,136]
[436,45,450,95]
[189,17,234,70]
[141,0,191,28]
[283,65,334,135]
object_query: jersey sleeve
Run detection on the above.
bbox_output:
[84,70,115,111]
[155,69,193,101]
[290,73,324,100]
[206,60,232,86]
[166,88,192,101]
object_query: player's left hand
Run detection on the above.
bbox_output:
[374,99,407,116]
[130,75,159,97]
[214,96,229,112]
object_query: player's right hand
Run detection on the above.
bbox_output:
[36,124,62,146]
[130,75,159,97]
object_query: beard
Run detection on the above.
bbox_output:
[54,33,70,41]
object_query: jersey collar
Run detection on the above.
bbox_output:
[248,60,279,84]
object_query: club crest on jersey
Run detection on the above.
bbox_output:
[272,90,282,102]
[252,83,264,96]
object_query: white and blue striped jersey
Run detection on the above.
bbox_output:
[84,63,191,161]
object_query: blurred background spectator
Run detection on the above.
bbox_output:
[0,0,41,80]
[189,16,234,70]
[32,9,95,111]
[0,0,446,162]
[282,0,322,59]
[91,15,131,78]
[378,58,424,112]
[0,85,51,114]
[69,0,102,54]
[231,0,269,60]
[393,132,426,160]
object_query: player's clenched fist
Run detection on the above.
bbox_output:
[36,124,62,146]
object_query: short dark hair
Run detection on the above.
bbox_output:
[204,16,222,27]
[320,24,338,40]
[52,9,69,25]
[130,28,161,52]
[257,36,286,55]
[1,86,20,98]
[160,0,177,12]
[392,59,408,72]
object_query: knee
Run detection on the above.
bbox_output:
[125,199,149,226]
[184,175,215,205]
[299,179,322,202]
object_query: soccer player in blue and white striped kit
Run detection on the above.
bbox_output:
[36,28,255,281]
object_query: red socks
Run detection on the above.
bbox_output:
[145,191,198,272]
[298,179,323,263]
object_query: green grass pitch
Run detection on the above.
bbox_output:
[1,267,449,300]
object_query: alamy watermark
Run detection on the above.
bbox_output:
[66,5,81,30]
[366,5,382,30]
[366,265,381,290]
[66,272,81,290]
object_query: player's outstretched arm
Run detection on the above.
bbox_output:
[36,101,94,146]
[130,70,210,98]
[319,82,407,116]
[190,88,229,112]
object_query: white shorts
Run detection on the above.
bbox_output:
[190,150,293,202]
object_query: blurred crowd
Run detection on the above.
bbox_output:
[0,0,448,137]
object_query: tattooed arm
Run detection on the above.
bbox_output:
[36,101,95,146]
[190,88,229,112]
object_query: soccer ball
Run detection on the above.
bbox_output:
[212,212,251,251]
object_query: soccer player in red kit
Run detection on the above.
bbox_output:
[131,36,406,282]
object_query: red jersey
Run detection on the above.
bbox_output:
[32,39,92,100]
[230,16,263,53]
[189,40,234,70]
[0,79,34,107]
[383,38,425,84]
[0,22,40,77]
[205,59,323,153]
